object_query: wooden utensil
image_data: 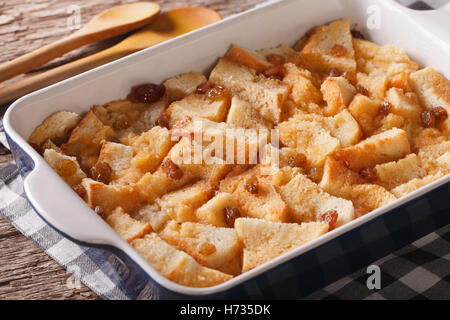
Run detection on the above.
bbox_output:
[0,7,222,104]
[0,2,160,83]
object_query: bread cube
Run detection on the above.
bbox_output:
[209,58,288,123]
[283,63,322,107]
[226,96,273,130]
[225,44,272,73]
[326,110,362,147]
[163,72,207,101]
[436,151,450,172]
[348,94,382,136]
[61,111,117,170]
[374,154,426,190]
[131,233,232,287]
[321,76,356,116]
[418,140,450,173]
[386,88,422,121]
[389,71,413,93]
[165,94,230,128]
[335,128,411,170]
[391,171,446,198]
[106,207,151,242]
[235,218,328,272]
[81,178,143,215]
[256,44,297,63]
[156,181,215,223]
[301,19,356,73]
[132,204,170,232]
[195,193,239,228]
[159,221,242,275]
[356,73,388,101]
[353,39,419,76]
[278,115,340,168]
[43,149,86,187]
[97,142,133,177]
[29,111,81,147]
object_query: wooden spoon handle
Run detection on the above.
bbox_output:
[0,46,133,104]
[0,33,94,83]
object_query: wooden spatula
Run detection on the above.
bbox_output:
[0,2,160,83]
[0,7,222,104]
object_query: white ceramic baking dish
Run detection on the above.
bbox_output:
[4,0,450,299]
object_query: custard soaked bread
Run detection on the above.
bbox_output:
[31,19,449,288]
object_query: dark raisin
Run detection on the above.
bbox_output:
[380,101,392,116]
[90,161,112,184]
[328,68,342,78]
[287,153,307,168]
[356,84,369,96]
[321,210,338,231]
[245,177,259,195]
[30,142,41,154]
[155,114,169,128]
[343,71,357,86]
[431,106,448,122]
[132,83,165,103]
[262,65,286,80]
[266,54,285,65]
[161,159,183,180]
[72,184,86,198]
[330,44,347,57]
[359,167,378,182]
[94,206,107,219]
[224,206,241,227]
[114,114,131,130]
[421,110,436,128]
[351,29,365,40]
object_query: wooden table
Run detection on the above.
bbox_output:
[0,0,265,300]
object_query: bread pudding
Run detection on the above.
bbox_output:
[29,19,450,288]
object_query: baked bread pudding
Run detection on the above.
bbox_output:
[29,19,449,288]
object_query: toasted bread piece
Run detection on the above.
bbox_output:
[132,204,170,232]
[283,63,322,107]
[209,58,288,123]
[41,139,61,153]
[326,110,362,147]
[61,111,117,170]
[436,151,450,172]
[235,218,328,272]
[335,128,411,170]
[409,67,450,114]
[226,96,273,130]
[131,233,232,287]
[348,94,382,136]
[386,88,422,121]
[159,220,242,275]
[418,140,450,173]
[106,207,151,242]
[391,171,446,198]
[97,142,133,177]
[356,73,388,101]
[92,97,168,138]
[81,178,143,216]
[374,154,426,190]
[195,193,239,228]
[301,19,356,73]
[225,44,272,73]
[29,111,81,147]
[389,71,413,93]
[165,94,230,128]
[219,168,289,223]
[256,44,298,63]
[353,39,419,76]
[321,76,356,116]
[163,72,207,102]
[43,149,86,186]
[274,170,354,226]
[278,115,340,168]
[156,181,215,223]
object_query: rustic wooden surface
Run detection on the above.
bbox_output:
[0,0,265,300]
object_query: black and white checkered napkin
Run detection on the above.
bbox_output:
[0,0,449,300]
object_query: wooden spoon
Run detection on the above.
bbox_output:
[0,7,222,104]
[0,2,160,83]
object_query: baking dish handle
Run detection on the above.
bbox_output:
[23,161,123,247]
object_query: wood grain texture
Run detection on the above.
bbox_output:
[0,0,265,300]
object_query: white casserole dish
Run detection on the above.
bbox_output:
[4,0,450,298]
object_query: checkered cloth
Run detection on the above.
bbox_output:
[0,0,449,300]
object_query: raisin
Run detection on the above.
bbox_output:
[421,110,436,128]
[330,44,347,57]
[356,84,369,96]
[90,161,112,184]
[431,106,448,122]
[196,82,213,94]
[224,206,241,227]
[72,184,86,198]
[328,68,342,78]
[199,242,216,256]
[359,167,377,182]
[321,210,338,231]
[245,177,259,194]
[132,83,165,103]
[207,85,231,101]
[30,142,41,154]
[155,115,169,128]
[287,153,307,168]
[94,206,106,219]
[262,65,285,80]
[114,114,131,130]
[351,29,365,39]
[266,54,285,65]
[307,167,322,183]
[380,101,392,116]
[343,71,357,86]
[56,159,77,177]
[161,159,183,180]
